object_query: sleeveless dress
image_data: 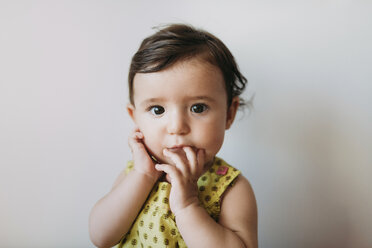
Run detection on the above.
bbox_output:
[117,157,240,248]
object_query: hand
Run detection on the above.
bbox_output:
[128,128,162,181]
[154,147,206,216]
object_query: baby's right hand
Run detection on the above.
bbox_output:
[128,128,162,181]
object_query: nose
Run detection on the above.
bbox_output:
[166,110,190,135]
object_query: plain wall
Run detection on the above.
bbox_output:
[1,1,371,247]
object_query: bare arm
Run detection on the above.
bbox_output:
[176,175,258,248]
[89,169,157,248]
[89,130,162,248]
[155,147,258,248]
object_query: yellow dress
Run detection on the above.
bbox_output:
[117,157,240,248]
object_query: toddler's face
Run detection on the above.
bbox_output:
[128,58,238,167]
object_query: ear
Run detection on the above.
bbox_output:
[225,96,240,130]
[127,103,136,122]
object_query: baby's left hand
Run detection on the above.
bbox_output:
[155,147,205,216]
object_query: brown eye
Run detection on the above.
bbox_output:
[150,106,165,115]
[191,104,207,113]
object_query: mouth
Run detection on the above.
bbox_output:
[166,145,197,153]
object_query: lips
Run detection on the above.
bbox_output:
[167,147,185,153]
[166,145,197,153]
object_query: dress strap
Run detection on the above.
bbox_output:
[197,157,241,221]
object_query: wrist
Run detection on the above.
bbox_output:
[174,197,200,219]
[132,168,159,184]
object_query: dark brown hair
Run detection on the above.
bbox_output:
[128,24,247,108]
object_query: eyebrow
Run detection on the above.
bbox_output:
[188,96,216,102]
[139,98,165,108]
[139,96,215,107]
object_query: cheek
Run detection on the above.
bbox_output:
[195,120,226,158]
[140,126,159,147]
[137,121,164,157]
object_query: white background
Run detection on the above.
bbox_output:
[1,1,371,247]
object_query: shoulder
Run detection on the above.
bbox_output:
[219,174,258,248]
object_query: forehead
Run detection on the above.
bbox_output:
[132,59,226,104]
